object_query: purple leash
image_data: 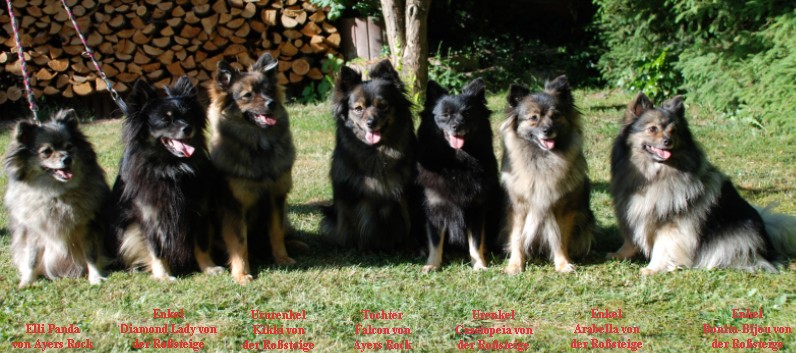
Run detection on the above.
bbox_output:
[5,0,40,123]
[59,0,128,116]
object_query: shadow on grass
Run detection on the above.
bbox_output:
[243,201,427,272]
[253,200,647,273]
[738,185,795,196]
[586,104,625,112]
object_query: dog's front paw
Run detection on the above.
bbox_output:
[421,265,439,273]
[18,278,34,289]
[153,273,177,282]
[88,274,107,285]
[203,266,225,275]
[640,267,660,276]
[606,252,623,260]
[472,263,488,271]
[274,256,296,265]
[504,263,524,275]
[233,274,254,285]
[555,262,576,273]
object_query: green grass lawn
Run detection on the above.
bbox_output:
[0,90,794,352]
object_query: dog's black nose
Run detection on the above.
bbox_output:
[367,118,376,128]
[662,138,672,147]
[182,125,194,135]
[542,126,553,135]
[266,99,276,110]
[62,155,72,166]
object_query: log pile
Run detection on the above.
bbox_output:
[0,0,341,104]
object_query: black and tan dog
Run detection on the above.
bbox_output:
[321,60,421,252]
[111,77,222,281]
[208,53,296,285]
[501,75,595,274]
[417,78,501,272]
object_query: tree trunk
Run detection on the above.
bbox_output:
[379,0,405,64]
[402,0,431,97]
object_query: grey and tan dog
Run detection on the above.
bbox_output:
[4,110,110,287]
[500,75,595,274]
[208,53,296,285]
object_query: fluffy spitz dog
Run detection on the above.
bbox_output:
[417,78,501,272]
[4,110,109,287]
[111,77,222,281]
[609,93,796,273]
[321,60,420,251]
[208,53,296,285]
[501,75,595,274]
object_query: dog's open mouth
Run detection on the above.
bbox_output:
[45,167,74,182]
[161,138,195,158]
[365,129,382,145]
[537,137,555,150]
[644,144,671,161]
[250,113,278,127]
[444,131,465,149]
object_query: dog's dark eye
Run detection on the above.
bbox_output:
[353,105,364,113]
[63,143,74,151]
[39,147,53,157]
[530,115,539,122]
[378,103,389,111]
[240,92,253,101]
[648,126,658,133]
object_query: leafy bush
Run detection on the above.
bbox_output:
[309,0,381,20]
[298,54,344,104]
[429,34,599,93]
[596,0,796,135]
[427,47,472,93]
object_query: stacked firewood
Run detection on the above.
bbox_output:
[0,0,341,104]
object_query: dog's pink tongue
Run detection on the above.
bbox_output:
[366,130,382,144]
[55,169,73,180]
[256,114,278,126]
[171,139,195,157]
[541,138,555,150]
[448,134,465,149]
[654,147,671,160]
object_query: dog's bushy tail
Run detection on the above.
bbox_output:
[758,205,796,258]
[42,248,84,279]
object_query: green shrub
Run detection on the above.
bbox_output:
[596,0,796,135]
[298,54,344,104]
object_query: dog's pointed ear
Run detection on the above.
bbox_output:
[334,66,361,96]
[369,60,401,85]
[544,75,572,103]
[128,79,156,115]
[624,92,654,125]
[13,120,38,146]
[6,120,39,180]
[507,84,530,108]
[251,52,278,77]
[332,66,362,120]
[168,76,196,98]
[425,80,447,109]
[662,95,685,118]
[462,77,486,102]
[216,60,236,90]
[52,109,79,131]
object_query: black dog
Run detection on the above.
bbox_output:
[321,60,421,252]
[417,78,501,272]
[111,77,223,280]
